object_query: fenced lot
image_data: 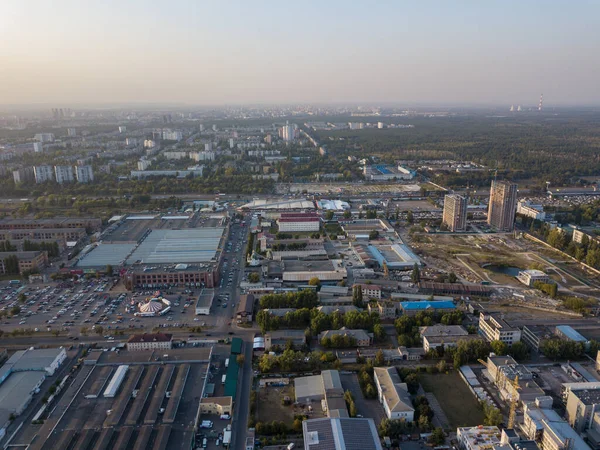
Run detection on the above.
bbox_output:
[419,372,484,428]
[257,384,326,426]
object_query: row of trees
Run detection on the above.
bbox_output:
[257,348,337,373]
[395,310,464,347]
[258,290,319,309]
[321,334,357,348]
[23,240,60,257]
[2,255,19,275]
[533,224,600,270]
[256,309,385,342]
[0,240,17,252]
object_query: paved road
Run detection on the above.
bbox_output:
[231,340,253,450]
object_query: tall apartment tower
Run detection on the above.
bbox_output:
[443,194,468,231]
[487,180,518,231]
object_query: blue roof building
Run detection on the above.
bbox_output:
[399,301,456,316]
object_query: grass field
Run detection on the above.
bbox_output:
[419,372,485,428]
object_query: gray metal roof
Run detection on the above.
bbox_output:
[302,417,383,450]
[0,371,45,419]
[126,228,224,264]
[77,243,136,267]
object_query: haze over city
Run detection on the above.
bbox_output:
[1,0,600,106]
[4,3,600,450]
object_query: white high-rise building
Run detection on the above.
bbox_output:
[229,138,235,149]
[67,128,77,137]
[143,139,156,149]
[126,137,139,146]
[75,165,94,183]
[212,125,217,131]
[205,142,213,152]
[118,126,127,133]
[33,142,44,153]
[34,165,54,183]
[377,122,384,129]
[162,130,183,141]
[34,133,55,143]
[54,165,74,184]
[281,121,295,142]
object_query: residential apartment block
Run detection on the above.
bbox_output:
[443,194,468,231]
[75,165,94,183]
[487,180,518,231]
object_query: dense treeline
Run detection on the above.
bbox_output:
[23,240,60,257]
[528,219,600,270]
[256,308,384,340]
[258,291,319,309]
[316,114,600,187]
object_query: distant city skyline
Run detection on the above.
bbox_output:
[1,1,599,106]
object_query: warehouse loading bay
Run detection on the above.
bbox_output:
[11,347,213,450]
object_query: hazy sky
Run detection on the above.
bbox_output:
[1,0,599,106]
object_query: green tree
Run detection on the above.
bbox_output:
[324,211,334,221]
[490,340,508,356]
[411,263,420,284]
[375,349,385,366]
[105,264,113,276]
[248,272,260,283]
[429,428,446,446]
[406,210,414,224]
[482,401,503,426]
[95,325,104,336]
[308,277,321,287]
[237,354,246,366]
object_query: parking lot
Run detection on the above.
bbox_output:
[339,373,386,423]
[0,213,251,339]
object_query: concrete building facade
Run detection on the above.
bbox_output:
[487,180,518,231]
[443,194,468,232]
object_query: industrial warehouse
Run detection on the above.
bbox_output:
[24,346,213,450]
[74,214,228,290]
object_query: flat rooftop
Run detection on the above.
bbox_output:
[127,228,225,264]
[20,347,212,450]
[77,242,136,267]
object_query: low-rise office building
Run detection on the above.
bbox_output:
[373,367,414,421]
[264,330,306,350]
[277,212,320,232]
[236,294,255,323]
[319,328,372,347]
[354,284,382,300]
[0,251,48,275]
[457,426,502,450]
[367,301,396,320]
[199,396,232,416]
[126,333,173,352]
[523,397,591,450]
[516,269,550,287]
[478,311,521,345]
